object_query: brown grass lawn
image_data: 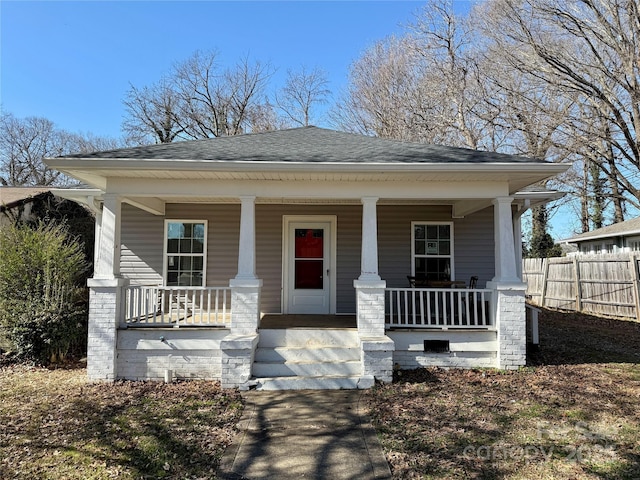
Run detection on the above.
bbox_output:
[0,368,243,479]
[364,308,640,479]
[1,308,639,479]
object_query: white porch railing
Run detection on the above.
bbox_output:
[123,286,232,327]
[385,288,494,329]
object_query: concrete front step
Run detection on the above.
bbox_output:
[258,328,360,348]
[253,360,362,378]
[252,328,364,390]
[254,346,361,363]
[250,375,375,391]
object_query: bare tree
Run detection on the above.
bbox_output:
[247,101,290,132]
[331,0,499,148]
[122,50,274,141]
[0,112,121,186]
[0,113,72,186]
[173,50,274,138]
[122,78,184,145]
[480,0,640,223]
[409,0,495,149]
[331,35,427,140]
[275,66,331,127]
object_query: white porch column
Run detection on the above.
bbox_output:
[86,194,128,381]
[94,194,122,279]
[359,196,381,281]
[225,196,261,388]
[513,211,524,280]
[235,195,257,281]
[487,196,527,370]
[492,197,520,284]
[354,196,393,384]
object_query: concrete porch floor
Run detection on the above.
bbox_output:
[259,314,357,329]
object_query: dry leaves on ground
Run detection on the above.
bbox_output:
[365,308,640,479]
[0,367,242,480]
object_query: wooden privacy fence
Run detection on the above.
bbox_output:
[523,253,640,321]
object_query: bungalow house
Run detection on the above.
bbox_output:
[46,127,568,389]
[562,216,640,255]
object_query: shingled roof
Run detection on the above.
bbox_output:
[59,126,546,164]
[565,216,640,242]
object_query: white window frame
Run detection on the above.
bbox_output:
[628,236,640,252]
[411,221,455,280]
[163,219,208,287]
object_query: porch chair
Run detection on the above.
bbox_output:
[407,275,429,287]
[469,276,479,288]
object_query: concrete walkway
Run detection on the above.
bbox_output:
[218,390,392,480]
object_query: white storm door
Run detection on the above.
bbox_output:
[286,221,332,314]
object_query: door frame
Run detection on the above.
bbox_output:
[282,215,337,314]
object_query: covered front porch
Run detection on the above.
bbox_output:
[85,192,525,388]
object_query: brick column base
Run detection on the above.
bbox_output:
[229,279,262,335]
[354,279,394,383]
[360,337,394,384]
[487,281,527,369]
[86,278,129,381]
[220,334,259,389]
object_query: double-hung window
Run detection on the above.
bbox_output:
[164,220,207,286]
[412,222,453,281]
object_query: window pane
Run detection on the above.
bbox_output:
[192,239,204,253]
[295,260,323,289]
[193,256,203,270]
[183,223,193,238]
[415,240,425,255]
[414,225,425,240]
[295,229,324,258]
[179,256,192,270]
[439,225,450,239]
[167,255,179,271]
[194,223,205,239]
[167,238,179,253]
[167,222,182,239]
[179,239,191,253]
[439,241,450,255]
[167,272,179,285]
[426,225,438,239]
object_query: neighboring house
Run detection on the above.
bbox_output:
[0,187,52,225]
[562,217,640,255]
[0,186,96,263]
[46,127,568,389]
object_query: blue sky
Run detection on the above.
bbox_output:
[1,0,445,138]
[2,0,581,239]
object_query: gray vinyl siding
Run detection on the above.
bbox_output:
[120,204,164,286]
[254,204,362,314]
[120,203,240,287]
[120,202,495,312]
[378,205,452,288]
[453,207,495,287]
[377,205,494,289]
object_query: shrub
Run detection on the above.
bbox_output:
[0,222,88,364]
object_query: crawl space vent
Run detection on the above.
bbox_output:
[423,340,450,353]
